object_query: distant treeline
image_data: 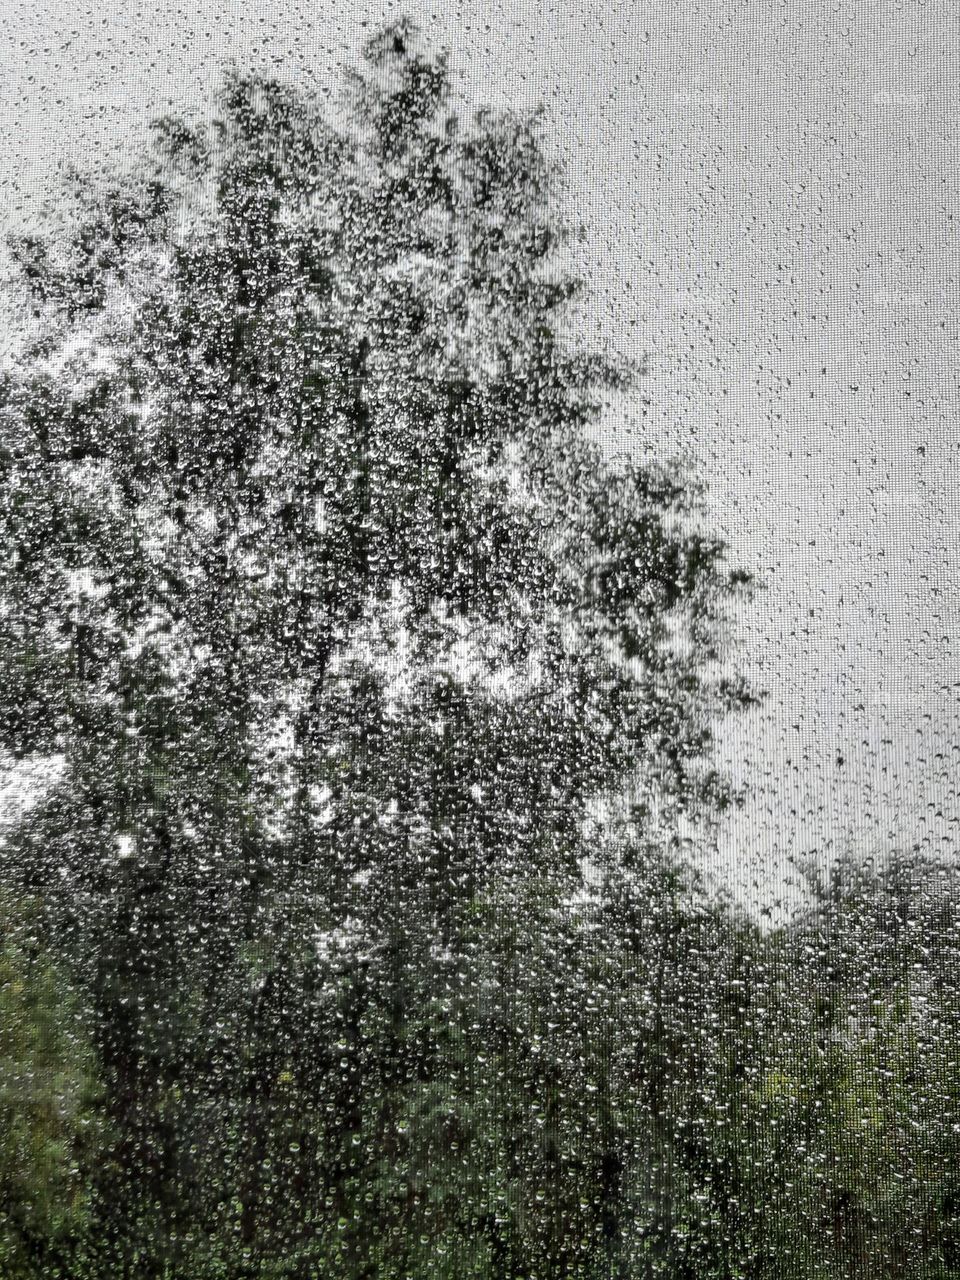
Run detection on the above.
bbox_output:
[1,849,958,1278]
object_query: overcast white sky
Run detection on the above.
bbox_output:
[1,0,958,911]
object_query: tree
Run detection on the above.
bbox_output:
[739,851,960,1280]
[0,19,752,1276]
[0,892,106,1279]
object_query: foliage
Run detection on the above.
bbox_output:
[0,893,105,1278]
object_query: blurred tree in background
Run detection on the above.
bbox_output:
[0,893,105,1278]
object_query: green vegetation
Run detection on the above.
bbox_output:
[0,893,104,1276]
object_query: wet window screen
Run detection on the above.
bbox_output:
[0,6,958,1278]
